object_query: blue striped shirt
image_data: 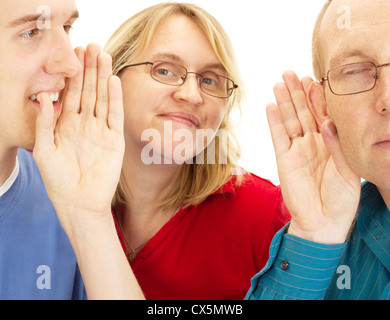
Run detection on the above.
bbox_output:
[245,181,390,300]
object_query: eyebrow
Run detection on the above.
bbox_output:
[150,53,184,64]
[330,49,376,68]
[149,52,226,72]
[7,10,79,28]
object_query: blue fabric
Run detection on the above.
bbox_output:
[245,181,390,300]
[0,148,86,300]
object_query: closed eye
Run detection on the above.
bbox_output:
[345,68,369,75]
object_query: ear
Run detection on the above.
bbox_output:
[306,81,330,129]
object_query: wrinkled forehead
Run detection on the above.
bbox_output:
[321,0,390,69]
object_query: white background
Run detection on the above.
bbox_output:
[71,0,326,185]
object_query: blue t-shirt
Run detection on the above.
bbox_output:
[0,148,86,299]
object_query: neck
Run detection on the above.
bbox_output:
[114,145,183,257]
[0,146,18,188]
[378,186,390,211]
[119,143,183,216]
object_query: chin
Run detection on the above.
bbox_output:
[361,165,390,189]
[19,132,36,152]
[22,142,35,152]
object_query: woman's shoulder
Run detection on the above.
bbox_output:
[205,169,289,231]
[208,169,284,213]
[231,170,281,199]
[231,171,290,225]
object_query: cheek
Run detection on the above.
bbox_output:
[0,62,36,125]
[0,50,53,148]
[328,96,362,142]
[0,53,42,114]
[192,104,227,156]
[0,96,38,149]
[330,104,371,174]
[337,123,360,159]
[122,86,167,153]
[1,49,39,84]
[205,103,227,130]
[123,82,149,126]
[123,101,148,145]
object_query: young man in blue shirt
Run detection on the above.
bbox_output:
[246,0,390,300]
[0,0,143,299]
[0,0,85,299]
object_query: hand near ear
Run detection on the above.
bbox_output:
[267,71,361,244]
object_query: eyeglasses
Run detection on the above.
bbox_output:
[320,61,390,96]
[120,60,238,99]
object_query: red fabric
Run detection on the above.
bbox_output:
[114,173,290,300]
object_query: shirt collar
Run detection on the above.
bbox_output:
[357,181,390,273]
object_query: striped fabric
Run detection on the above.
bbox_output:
[245,181,390,300]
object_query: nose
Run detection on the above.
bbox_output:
[173,73,203,105]
[43,27,82,78]
[374,66,390,115]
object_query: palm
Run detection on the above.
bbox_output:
[33,44,124,219]
[278,131,329,213]
[42,111,124,213]
[268,72,361,243]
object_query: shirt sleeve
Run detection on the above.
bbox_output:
[245,225,347,300]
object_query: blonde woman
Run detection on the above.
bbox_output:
[104,2,290,300]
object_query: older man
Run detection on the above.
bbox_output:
[246,0,390,299]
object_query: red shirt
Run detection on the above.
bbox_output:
[114,173,290,300]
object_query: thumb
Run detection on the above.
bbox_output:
[320,120,359,181]
[33,93,56,160]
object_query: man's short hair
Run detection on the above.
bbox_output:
[312,0,332,80]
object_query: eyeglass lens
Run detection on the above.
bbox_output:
[327,62,377,95]
[150,61,234,98]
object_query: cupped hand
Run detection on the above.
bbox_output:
[267,71,361,244]
[33,43,125,226]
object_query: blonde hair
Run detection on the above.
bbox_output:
[312,0,332,80]
[104,2,245,210]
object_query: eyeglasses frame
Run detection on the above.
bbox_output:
[119,61,238,99]
[320,61,390,96]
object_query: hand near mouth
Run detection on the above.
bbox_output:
[32,43,143,299]
[33,43,124,221]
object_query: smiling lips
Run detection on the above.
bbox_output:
[160,112,200,128]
